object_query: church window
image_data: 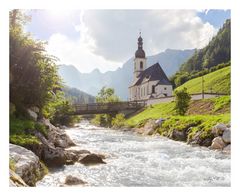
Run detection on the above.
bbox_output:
[152,86,155,93]
[140,61,143,69]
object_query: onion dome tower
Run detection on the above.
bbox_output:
[134,32,147,80]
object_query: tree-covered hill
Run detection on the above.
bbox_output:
[171,19,230,88]
[180,19,230,73]
[63,86,95,104]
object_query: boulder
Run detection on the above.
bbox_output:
[212,123,228,137]
[9,144,45,186]
[64,152,79,165]
[39,118,56,132]
[222,128,231,144]
[47,127,75,148]
[9,169,28,187]
[200,137,213,147]
[53,132,76,148]
[43,146,66,167]
[79,154,106,166]
[39,118,76,148]
[211,136,226,150]
[170,129,186,141]
[223,144,231,154]
[188,131,214,147]
[27,109,38,121]
[65,175,86,185]
[24,142,44,160]
[64,147,92,165]
[140,119,160,135]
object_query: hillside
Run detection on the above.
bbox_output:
[63,86,95,104]
[126,96,230,127]
[58,49,195,100]
[126,95,230,147]
[175,66,230,94]
[171,19,230,88]
[180,19,230,73]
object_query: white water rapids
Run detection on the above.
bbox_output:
[37,121,230,187]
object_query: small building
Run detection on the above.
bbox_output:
[129,34,173,101]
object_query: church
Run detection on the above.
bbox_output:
[128,34,173,101]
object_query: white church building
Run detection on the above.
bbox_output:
[128,34,173,101]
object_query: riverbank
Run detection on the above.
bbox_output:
[9,117,106,187]
[124,118,231,153]
[124,96,231,153]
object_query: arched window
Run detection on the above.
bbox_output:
[140,61,143,69]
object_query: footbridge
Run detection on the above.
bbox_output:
[72,101,146,115]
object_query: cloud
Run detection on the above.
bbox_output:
[46,11,121,73]
[83,10,217,61]
[47,33,121,73]
[46,10,217,73]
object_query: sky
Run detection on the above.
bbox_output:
[25,9,230,73]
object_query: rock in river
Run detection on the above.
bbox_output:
[170,129,186,141]
[79,153,106,166]
[222,128,231,144]
[211,136,226,150]
[212,123,228,137]
[223,144,231,154]
[65,175,86,185]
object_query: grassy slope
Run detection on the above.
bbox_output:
[126,96,230,144]
[126,96,230,127]
[175,66,230,94]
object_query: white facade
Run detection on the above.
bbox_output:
[129,81,173,101]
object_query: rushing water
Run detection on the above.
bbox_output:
[37,121,231,187]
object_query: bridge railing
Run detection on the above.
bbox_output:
[73,101,146,113]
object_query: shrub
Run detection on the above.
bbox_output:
[91,114,106,126]
[10,117,35,134]
[35,122,48,137]
[50,100,78,126]
[112,113,126,128]
[174,87,191,115]
[10,134,40,146]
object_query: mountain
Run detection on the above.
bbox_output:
[180,19,230,73]
[175,66,230,95]
[58,49,195,100]
[63,86,95,104]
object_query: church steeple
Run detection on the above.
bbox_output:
[133,32,147,80]
[135,32,145,58]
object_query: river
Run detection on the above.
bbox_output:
[36,121,231,187]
